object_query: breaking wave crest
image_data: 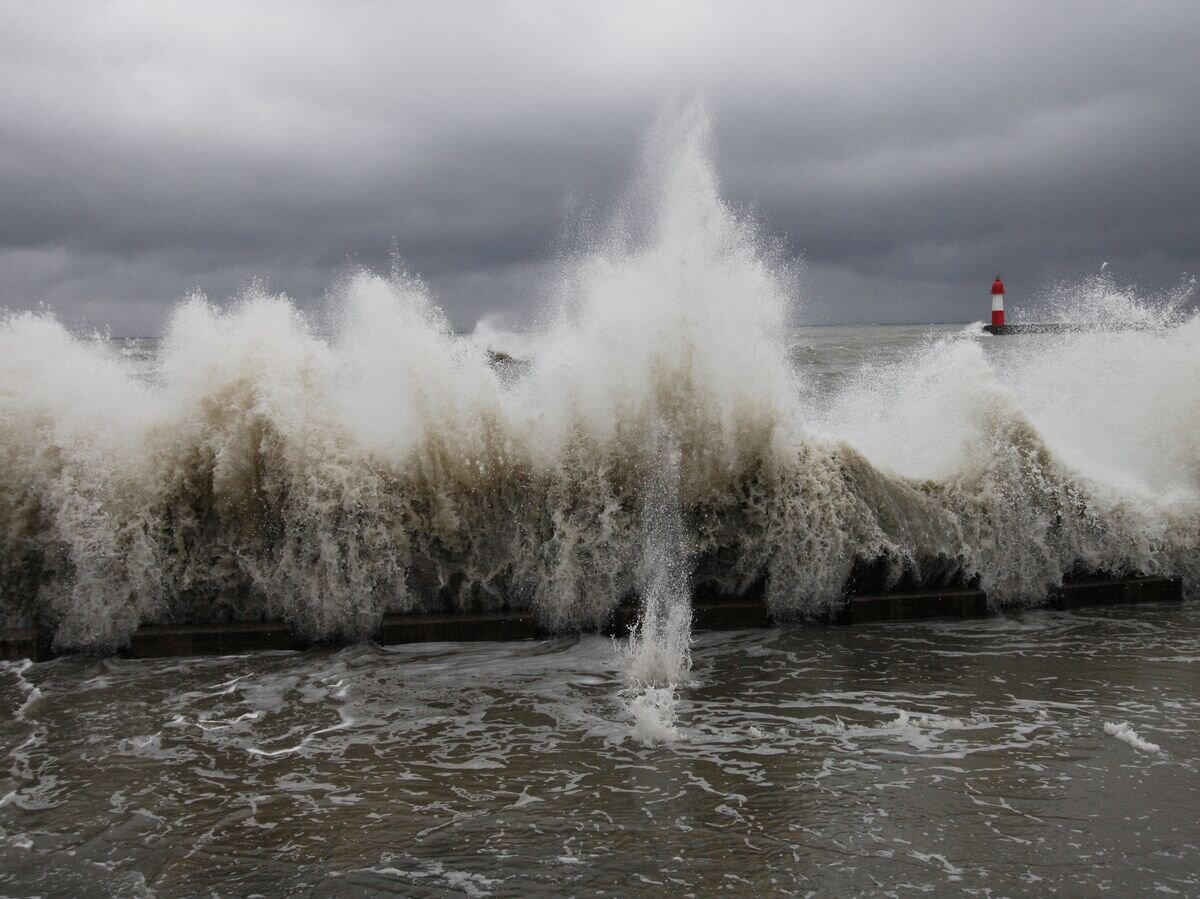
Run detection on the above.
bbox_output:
[2,103,1197,652]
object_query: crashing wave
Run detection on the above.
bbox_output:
[1,102,1197,652]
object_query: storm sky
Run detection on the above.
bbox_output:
[2,1,1198,334]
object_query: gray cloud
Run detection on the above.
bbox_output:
[1,1,1198,334]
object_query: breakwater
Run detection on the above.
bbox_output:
[1,575,1182,661]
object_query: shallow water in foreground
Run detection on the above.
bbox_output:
[2,601,1197,897]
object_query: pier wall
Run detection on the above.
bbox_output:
[0,575,1184,661]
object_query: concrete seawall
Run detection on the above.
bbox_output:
[983,323,1093,335]
[0,575,1185,661]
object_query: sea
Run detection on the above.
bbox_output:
[2,104,1198,895]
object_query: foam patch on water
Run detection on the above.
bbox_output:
[1104,721,1162,754]
[2,661,43,723]
[628,686,681,747]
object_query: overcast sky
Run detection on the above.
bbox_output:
[2,1,1198,334]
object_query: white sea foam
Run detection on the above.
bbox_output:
[1103,721,1162,754]
[629,685,681,747]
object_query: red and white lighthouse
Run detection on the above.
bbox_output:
[990,276,1005,327]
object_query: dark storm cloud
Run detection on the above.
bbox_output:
[1,1,1198,333]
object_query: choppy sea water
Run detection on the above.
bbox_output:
[2,601,1197,896]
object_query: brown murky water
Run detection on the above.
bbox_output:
[2,601,1198,897]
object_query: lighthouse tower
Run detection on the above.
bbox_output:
[990,276,1005,327]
